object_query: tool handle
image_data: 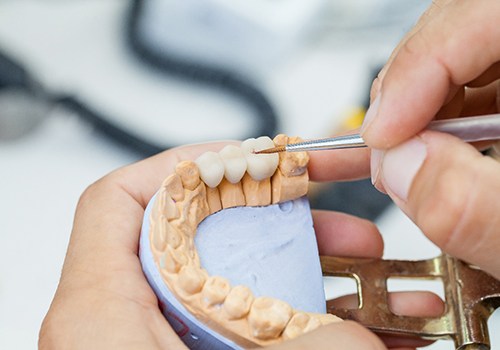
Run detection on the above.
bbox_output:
[285,114,500,153]
[428,114,500,142]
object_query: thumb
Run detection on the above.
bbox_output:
[372,131,500,279]
[267,321,386,350]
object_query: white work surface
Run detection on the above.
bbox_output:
[0,1,498,349]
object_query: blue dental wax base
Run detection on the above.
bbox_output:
[140,195,325,349]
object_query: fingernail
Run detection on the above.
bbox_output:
[370,149,387,193]
[361,93,381,134]
[380,137,427,202]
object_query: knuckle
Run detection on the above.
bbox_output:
[415,167,473,252]
[76,173,119,211]
[76,181,100,210]
[414,156,500,262]
[400,29,431,58]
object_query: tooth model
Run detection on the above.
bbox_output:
[140,135,341,349]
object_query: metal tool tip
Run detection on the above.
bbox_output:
[253,145,286,154]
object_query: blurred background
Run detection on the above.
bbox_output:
[0,1,498,349]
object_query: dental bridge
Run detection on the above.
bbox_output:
[143,134,500,350]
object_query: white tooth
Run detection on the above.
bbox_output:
[195,151,224,188]
[241,137,279,181]
[219,145,247,183]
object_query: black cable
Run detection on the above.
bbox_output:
[0,0,280,157]
[0,49,164,156]
[0,50,47,101]
[0,51,32,90]
[125,0,279,139]
[54,95,164,156]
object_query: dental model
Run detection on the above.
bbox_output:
[140,135,341,349]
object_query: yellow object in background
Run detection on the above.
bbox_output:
[341,107,366,131]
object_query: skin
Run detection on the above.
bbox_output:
[361,0,500,280]
[39,142,443,350]
[40,0,500,347]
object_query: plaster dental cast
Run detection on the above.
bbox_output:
[40,0,500,349]
[141,135,337,349]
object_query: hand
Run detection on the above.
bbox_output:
[39,142,442,349]
[360,0,500,279]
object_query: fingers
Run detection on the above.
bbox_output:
[308,145,371,182]
[312,210,383,258]
[372,131,500,279]
[330,291,444,349]
[371,0,452,99]
[40,286,187,350]
[267,321,386,350]
[362,0,500,149]
[330,291,444,318]
[388,291,444,318]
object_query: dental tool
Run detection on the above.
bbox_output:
[255,113,500,154]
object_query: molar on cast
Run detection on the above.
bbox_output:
[176,161,201,191]
[177,265,207,295]
[273,135,309,177]
[151,221,166,252]
[164,193,180,220]
[201,276,231,307]
[160,216,182,249]
[223,285,254,320]
[188,246,202,268]
[172,182,209,234]
[282,312,321,340]
[162,173,184,202]
[195,151,225,188]
[315,313,342,325]
[248,297,293,340]
[219,145,247,184]
[241,137,279,181]
[152,188,179,221]
[160,246,188,274]
[185,182,210,227]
